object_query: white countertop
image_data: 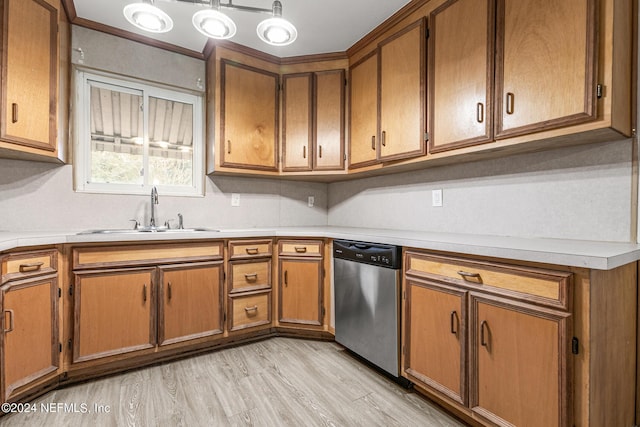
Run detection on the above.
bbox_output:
[1,226,639,270]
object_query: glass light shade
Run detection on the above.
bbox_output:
[123,2,173,33]
[257,17,297,46]
[192,9,237,39]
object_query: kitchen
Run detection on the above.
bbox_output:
[0,0,638,425]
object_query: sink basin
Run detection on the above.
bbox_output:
[78,227,219,235]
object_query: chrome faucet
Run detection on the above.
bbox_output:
[150,186,159,228]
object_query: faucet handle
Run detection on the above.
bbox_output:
[129,219,139,230]
[164,219,174,229]
[177,213,184,229]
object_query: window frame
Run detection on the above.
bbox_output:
[73,69,205,197]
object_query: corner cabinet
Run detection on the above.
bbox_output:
[0,0,59,159]
[219,60,279,171]
[349,18,426,169]
[0,249,60,403]
[282,70,345,172]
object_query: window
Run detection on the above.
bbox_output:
[74,70,204,196]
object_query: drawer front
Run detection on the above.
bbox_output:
[229,260,272,293]
[229,291,272,331]
[73,242,223,269]
[2,250,57,283]
[279,240,323,257]
[229,240,273,259]
[405,252,571,309]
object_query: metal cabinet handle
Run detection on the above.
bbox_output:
[294,246,307,253]
[244,273,258,282]
[480,320,489,347]
[284,270,288,286]
[11,103,17,123]
[371,135,375,150]
[477,102,484,123]
[143,284,147,303]
[244,305,258,313]
[227,140,232,154]
[450,310,458,335]
[167,282,172,300]
[3,310,14,333]
[381,130,387,147]
[303,145,306,159]
[506,92,515,115]
[457,270,481,281]
[318,145,323,158]
[245,247,259,255]
[19,261,44,273]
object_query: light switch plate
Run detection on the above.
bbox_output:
[231,193,240,207]
[432,189,443,207]
[308,196,315,207]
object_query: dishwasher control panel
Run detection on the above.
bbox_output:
[333,240,401,269]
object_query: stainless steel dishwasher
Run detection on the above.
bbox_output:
[333,239,402,377]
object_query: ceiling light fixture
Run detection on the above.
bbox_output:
[123,0,297,46]
[123,0,173,33]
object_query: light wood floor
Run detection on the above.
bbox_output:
[1,338,465,426]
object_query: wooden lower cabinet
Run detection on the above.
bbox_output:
[73,268,156,363]
[228,290,271,332]
[1,275,59,402]
[405,279,467,405]
[278,258,323,326]
[469,293,570,427]
[158,261,224,346]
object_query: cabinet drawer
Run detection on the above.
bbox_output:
[228,291,272,331]
[229,260,272,293]
[405,252,571,309]
[73,242,223,269]
[228,240,272,259]
[1,250,57,283]
[279,240,323,257]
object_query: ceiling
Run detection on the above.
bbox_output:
[70,0,413,58]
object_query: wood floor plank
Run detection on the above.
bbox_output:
[0,338,465,426]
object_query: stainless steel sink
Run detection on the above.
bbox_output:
[78,227,219,235]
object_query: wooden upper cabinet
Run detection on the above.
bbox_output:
[349,51,379,168]
[495,0,596,138]
[1,0,58,153]
[282,73,313,171]
[220,60,279,171]
[379,18,426,162]
[282,70,345,172]
[429,0,494,153]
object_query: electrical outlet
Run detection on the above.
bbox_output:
[432,189,443,207]
[308,196,315,207]
[231,193,240,207]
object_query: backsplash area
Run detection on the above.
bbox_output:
[328,138,635,243]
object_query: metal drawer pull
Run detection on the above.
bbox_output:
[11,103,18,123]
[457,270,481,281]
[244,273,258,281]
[294,246,307,253]
[143,284,147,303]
[245,247,259,255]
[19,261,44,272]
[3,310,14,333]
[480,320,489,347]
[476,102,484,123]
[244,305,258,313]
[167,282,172,300]
[450,310,458,335]
[371,135,375,150]
[506,92,515,115]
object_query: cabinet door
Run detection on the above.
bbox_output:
[158,262,224,346]
[404,279,466,405]
[429,0,493,153]
[1,0,58,151]
[379,18,426,162]
[470,293,570,427]
[279,258,323,326]
[314,69,345,170]
[495,0,596,138]
[220,60,279,170]
[282,73,313,171]
[1,276,58,402]
[73,268,155,363]
[349,51,378,168]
